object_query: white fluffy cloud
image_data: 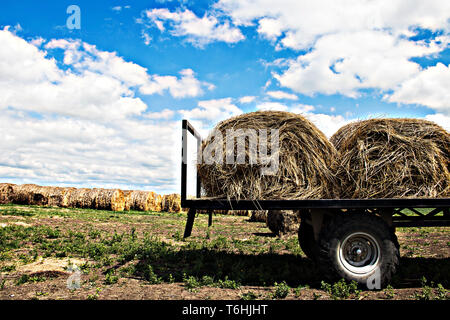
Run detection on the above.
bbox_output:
[266,90,298,100]
[143,8,245,47]
[45,38,211,100]
[0,111,180,193]
[425,113,450,131]
[179,98,242,122]
[141,68,213,98]
[303,113,351,138]
[254,101,351,136]
[216,0,450,50]
[0,28,216,193]
[0,31,145,121]
[238,96,256,104]
[255,102,288,111]
[290,104,315,113]
[213,0,450,111]
[387,63,450,114]
[274,31,445,97]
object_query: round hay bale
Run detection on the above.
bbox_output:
[82,188,101,209]
[123,190,133,211]
[127,191,155,211]
[10,184,46,205]
[266,210,300,237]
[66,188,96,209]
[198,111,338,200]
[45,187,69,207]
[162,193,181,213]
[249,210,268,223]
[29,185,51,206]
[0,183,15,204]
[96,189,125,211]
[331,118,450,198]
[60,187,76,208]
[154,194,163,212]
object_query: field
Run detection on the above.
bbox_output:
[0,204,448,300]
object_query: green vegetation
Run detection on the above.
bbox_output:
[272,281,290,299]
[413,277,449,300]
[320,279,361,300]
[0,204,448,300]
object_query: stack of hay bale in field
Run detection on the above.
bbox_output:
[0,183,183,213]
[198,111,339,236]
[331,118,450,199]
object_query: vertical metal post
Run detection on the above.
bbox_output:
[181,120,187,203]
[184,208,196,238]
[196,136,202,199]
[181,120,203,238]
[208,211,213,227]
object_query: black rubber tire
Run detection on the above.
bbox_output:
[298,220,317,261]
[317,213,400,289]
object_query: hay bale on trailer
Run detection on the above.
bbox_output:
[0,183,15,204]
[266,210,300,237]
[198,111,338,200]
[331,118,450,199]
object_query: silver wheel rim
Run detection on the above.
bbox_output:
[338,232,380,275]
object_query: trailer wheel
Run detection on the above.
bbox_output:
[298,220,317,261]
[318,213,399,289]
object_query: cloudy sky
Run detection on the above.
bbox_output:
[1,0,449,194]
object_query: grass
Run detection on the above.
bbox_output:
[320,279,361,300]
[272,281,290,299]
[0,204,448,300]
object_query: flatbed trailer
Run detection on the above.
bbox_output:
[181,119,450,288]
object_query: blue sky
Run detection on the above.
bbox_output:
[0,0,449,194]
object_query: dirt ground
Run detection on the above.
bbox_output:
[0,204,448,300]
